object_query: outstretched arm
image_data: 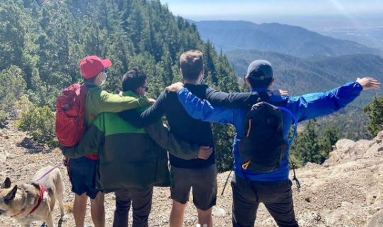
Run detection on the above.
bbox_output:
[96,90,152,113]
[205,87,270,107]
[176,87,240,125]
[119,92,166,128]
[167,82,288,108]
[290,77,380,122]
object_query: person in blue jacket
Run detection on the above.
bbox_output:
[166,60,380,227]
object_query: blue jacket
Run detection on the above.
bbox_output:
[177,82,363,181]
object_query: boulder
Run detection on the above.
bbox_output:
[0,148,8,164]
[367,210,383,227]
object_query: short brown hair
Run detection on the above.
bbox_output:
[180,50,204,80]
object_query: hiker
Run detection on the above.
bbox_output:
[68,56,155,227]
[118,50,272,227]
[61,67,213,227]
[167,60,380,227]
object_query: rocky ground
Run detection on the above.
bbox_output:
[1,122,383,227]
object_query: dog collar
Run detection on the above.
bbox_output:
[10,184,46,218]
[29,184,46,215]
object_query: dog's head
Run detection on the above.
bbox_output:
[0,177,22,217]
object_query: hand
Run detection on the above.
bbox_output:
[166,82,184,92]
[272,89,289,96]
[197,146,213,160]
[147,98,156,104]
[356,77,380,90]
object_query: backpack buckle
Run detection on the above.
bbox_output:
[242,160,251,170]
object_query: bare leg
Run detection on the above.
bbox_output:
[170,200,186,227]
[73,193,87,227]
[45,212,54,227]
[197,208,213,227]
[91,192,105,227]
[57,193,65,219]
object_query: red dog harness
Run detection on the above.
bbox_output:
[11,184,46,218]
[29,184,46,214]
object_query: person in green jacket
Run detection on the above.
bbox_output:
[62,67,213,227]
[69,55,154,227]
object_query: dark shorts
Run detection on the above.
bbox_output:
[231,174,298,227]
[170,164,217,211]
[68,156,100,199]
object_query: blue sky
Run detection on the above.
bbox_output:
[159,0,383,29]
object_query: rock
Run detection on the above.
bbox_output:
[352,140,374,156]
[323,150,342,166]
[0,149,8,164]
[324,139,356,166]
[364,143,383,158]
[367,210,383,227]
[212,207,227,217]
[375,131,383,143]
[304,162,320,169]
[335,139,355,152]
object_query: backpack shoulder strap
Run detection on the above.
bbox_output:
[276,106,297,146]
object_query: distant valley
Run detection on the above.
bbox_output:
[318,27,383,51]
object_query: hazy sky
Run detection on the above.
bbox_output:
[159,0,383,29]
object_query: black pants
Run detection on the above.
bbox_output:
[231,174,299,227]
[113,187,153,227]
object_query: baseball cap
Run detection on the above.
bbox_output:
[247,60,273,80]
[80,55,112,79]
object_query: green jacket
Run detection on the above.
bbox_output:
[83,83,150,156]
[61,91,199,192]
[85,83,150,125]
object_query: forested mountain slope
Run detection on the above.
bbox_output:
[0,0,240,171]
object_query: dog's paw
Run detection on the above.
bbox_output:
[59,214,66,220]
[58,214,67,226]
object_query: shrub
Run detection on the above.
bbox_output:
[0,110,7,128]
[17,105,58,147]
[0,65,27,125]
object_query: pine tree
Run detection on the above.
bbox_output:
[364,96,383,137]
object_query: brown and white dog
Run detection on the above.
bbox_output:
[0,166,65,227]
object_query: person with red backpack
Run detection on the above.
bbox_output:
[167,60,380,227]
[60,55,153,227]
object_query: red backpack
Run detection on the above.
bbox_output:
[55,83,88,147]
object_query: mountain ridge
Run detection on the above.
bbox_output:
[194,20,382,58]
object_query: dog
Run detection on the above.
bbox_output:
[0,166,65,227]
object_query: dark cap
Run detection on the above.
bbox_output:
[247,60,273,80]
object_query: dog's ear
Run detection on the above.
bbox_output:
[4,185,17,204]
[1,177,11,189]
